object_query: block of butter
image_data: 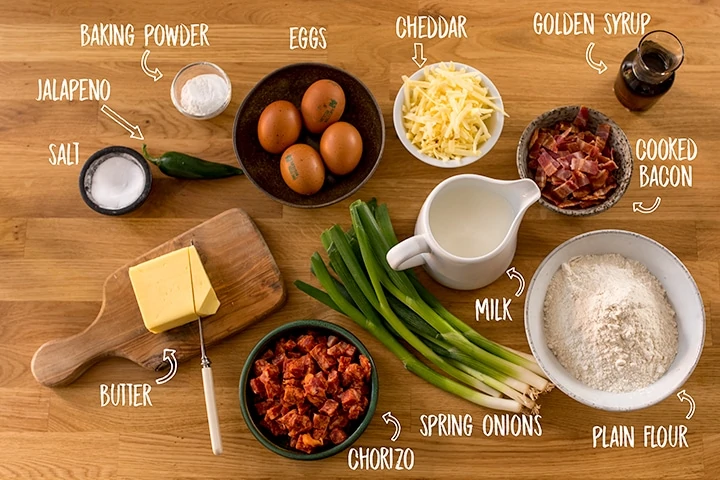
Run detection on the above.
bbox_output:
[128,246,221,334]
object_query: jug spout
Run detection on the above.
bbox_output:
[507,178,541,214]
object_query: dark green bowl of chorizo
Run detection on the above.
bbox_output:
[239,319,378,460]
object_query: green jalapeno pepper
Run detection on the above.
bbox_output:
[142,144,243,179]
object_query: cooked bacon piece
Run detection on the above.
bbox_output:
[540,132,559,152]
[572,186,592,199]
[552,180,577,199]
[572,171,590,188]
[535,168,546,189]
[595,123,611,151]
[537,151,558,176]
[557,199,583,208]
[329,428,348,445]
[570,156,599,175]
[577,139,600,157]
[573,106,589,128]
[589,170,610,189]
[319,399,339,417]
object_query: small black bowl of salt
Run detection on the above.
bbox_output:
[79,146,152,216]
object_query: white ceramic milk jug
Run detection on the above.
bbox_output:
[386,174,540,290]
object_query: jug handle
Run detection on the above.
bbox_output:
[386,235,430,271]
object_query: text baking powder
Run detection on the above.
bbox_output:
[543,254,678,393]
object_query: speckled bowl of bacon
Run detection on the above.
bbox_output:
[516,105,633,216]
[239,319,378,460]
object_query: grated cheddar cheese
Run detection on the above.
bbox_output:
[401,62,506,162]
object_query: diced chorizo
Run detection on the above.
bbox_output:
[253,359,270,377]
[254,399,274,416]
[347,404,364,420]
[327,335,339,347]
[338,388,362,408]
[249,378,266,397]
[359,355,372,380]
[296,334,316,353]
[265,403,283,422]
[329,413,349,430]
[260,349,274,361]
[337,356,352,373]
[296,433,323,453]
[319,399,339,417]
[282,385,305,406]
[306,395,326,408]
[310,344,336,371]
[303,371,328,397]
[329,428,348,445]
[327,370,340,395]
[283,357,306,379]
[264,380,282,400]
[342,363,364,387]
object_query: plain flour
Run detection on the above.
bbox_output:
[543,254,678,393]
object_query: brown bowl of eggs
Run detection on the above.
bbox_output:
[233,63,385,208]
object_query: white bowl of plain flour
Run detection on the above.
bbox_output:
[524,230,705,411]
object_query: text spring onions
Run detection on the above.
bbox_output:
[401,62,507,161]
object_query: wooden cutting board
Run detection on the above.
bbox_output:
[31,208,286,387]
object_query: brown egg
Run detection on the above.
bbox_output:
[301,79,346,134]
[280,144,325,195]
[257,100,302,154]
[320,122,363,175]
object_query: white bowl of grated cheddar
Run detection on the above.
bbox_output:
[393,62,505,169]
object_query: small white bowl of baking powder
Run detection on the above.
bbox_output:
[525,230,705,411]
[171,62,232,119]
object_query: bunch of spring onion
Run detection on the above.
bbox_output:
[295,199,552,413]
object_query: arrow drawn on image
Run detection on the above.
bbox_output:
[586,42,607,74]
[632,197,662,214]
[677,390,695,420]
[506,267,525,297]
[382,411,402,442]
[141,49,163,82]
[155,349,178,385]
[101,104,144,140]
[412,43,427,68]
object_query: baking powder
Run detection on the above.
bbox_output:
[543,254,678,393]
[180,73,229,116]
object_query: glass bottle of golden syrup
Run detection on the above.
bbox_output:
[614,30,685,111]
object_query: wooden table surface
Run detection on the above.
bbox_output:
[1,0,718,478]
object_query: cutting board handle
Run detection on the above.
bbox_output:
[31,303,138,387]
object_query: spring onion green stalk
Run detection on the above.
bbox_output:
[373,201,547,378]
[295,199,550,413]
[304,254,521,412]
[354,201,550,392]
